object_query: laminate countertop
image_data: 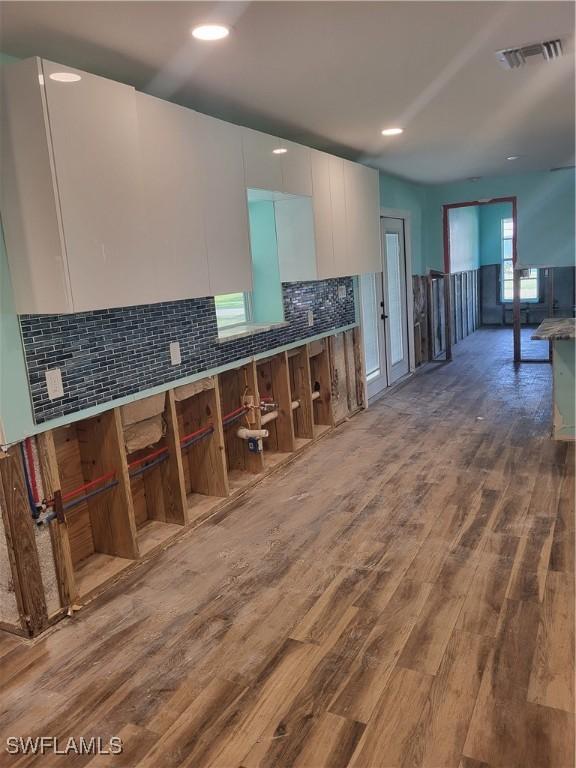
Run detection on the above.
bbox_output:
[532,317,575,341]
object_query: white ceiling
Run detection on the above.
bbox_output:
[1,1,574,183]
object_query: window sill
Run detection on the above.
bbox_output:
[216,321,289,343]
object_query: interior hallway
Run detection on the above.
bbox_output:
[1,327,573,768]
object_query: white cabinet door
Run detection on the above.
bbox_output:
[1,57,72,313]
[329,155,349,277]
[198,115,253,295]
[242,127,284,192]
[42,59,153,311]
[136,93,209,301]
[280,140,313,197]
[344,160,381,275]
[310,150,335,279]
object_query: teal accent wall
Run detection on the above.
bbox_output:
[0,228,38,443]
[424,169,576,271]
[379,172,428,275]
[448,205,479,273]
[479,202,513,266]
[553,340,575,440]
[247,200,284,324]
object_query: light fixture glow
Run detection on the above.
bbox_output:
[192,24,230,41]
[381,127,403,136]
[49,72,82,83]
[272,148,287,154]
[507,155,520,160]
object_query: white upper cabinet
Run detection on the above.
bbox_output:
[242,127,284,192]
[197,115,253,296]
[310,150,335,279]
[41,59,153,311]
[329,156,349,277]
[1,57,152,313]
[280,140,313,197]
[136,93,210,301]
[275,197,317,282]
[343,159,381,274]
[1,57,71,314]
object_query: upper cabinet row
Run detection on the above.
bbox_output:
[1,57,381,314]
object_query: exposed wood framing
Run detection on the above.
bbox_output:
[3,333,367,637]
[36,431,77,609]
[0,448,48,635]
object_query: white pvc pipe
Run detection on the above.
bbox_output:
[291,400,300,410]
[237,427,269,440]
[260,410,279,426]
[312,391,320,401]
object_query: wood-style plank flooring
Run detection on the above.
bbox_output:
[1,328,574,768]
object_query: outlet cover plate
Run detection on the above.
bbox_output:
[307,310,314,327]
[170,341,181,365]
[338,284,347,299]
[45,368,64,400]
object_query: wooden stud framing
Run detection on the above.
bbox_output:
[219,362,264,475]
[36,431,77,609]
[256,353,295,453]
[308,341,334,427]
[176,381,229,500]
[329,333,350,424]
[77,410,139,560]
[288,347,314,439]
[0,449,48,636]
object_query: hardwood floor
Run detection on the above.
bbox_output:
[1,328,574,768]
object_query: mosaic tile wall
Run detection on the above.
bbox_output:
[20,278,356,424]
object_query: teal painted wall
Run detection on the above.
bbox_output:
[424,169,576,271]
[448,205,479,273]
[379,172,428,275]
[479,202,513,266]
[247,200,284,324]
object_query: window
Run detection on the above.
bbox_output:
[214,292,252,329]
[501,218,538,302]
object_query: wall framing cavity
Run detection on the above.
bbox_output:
[0,330,365,637]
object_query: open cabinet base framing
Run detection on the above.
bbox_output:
[1,330,366,636]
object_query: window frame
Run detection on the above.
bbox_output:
[214,292,254,331]
[500,218,539,304]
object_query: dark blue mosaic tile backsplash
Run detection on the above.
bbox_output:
[20,279,356,424]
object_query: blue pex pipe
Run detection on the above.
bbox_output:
[63,479,119,511]
[181,427,214,451]
[222,413,246,428]
[128,453,169,479]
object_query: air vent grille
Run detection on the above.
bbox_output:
[496,39,563,69]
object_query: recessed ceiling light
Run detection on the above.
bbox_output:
[191,24,230,41]
[49,72,82,83]
[272,148,287,155]
[507,155,520,160]
[381,127,403,136]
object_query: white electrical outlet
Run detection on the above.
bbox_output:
[338,284,347,299]
[169,341,181,365]
[307,310,314,327]
[45,368,64,400]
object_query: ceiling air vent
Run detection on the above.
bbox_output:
[496,39,563,69]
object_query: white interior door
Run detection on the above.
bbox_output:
[381,217,410,384]
[360,272,387,398]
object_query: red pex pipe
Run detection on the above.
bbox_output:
[222,406,247,422]
[128,446,169,470]
[179,423,213,444]
[61,470,117,502]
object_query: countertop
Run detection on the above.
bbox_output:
[532,318,576,341]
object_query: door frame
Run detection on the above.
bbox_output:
[442,196,525,362]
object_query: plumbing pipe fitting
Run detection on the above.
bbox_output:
[237,427,269,440]
[291,400,300,410]
[311,391,321,401]
[260,410,279,426]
